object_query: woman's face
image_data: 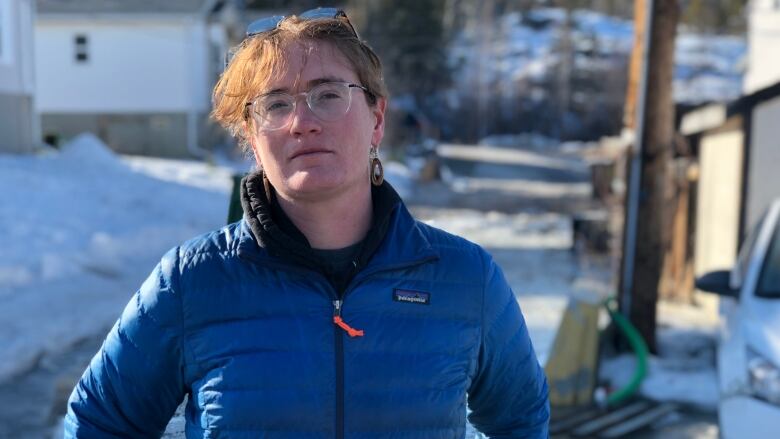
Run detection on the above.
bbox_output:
[246,41,386,203]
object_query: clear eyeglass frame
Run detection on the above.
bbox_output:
[246,82,369,131]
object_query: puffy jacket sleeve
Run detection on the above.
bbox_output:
[467,252,550,438]
[64,247,187,438]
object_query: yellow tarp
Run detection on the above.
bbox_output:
[544,299,600,407]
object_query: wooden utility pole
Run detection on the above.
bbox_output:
[619,0,679,353]
[623,1,646,130]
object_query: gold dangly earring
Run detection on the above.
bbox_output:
[370,145,384,186]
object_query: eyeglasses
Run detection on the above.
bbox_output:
[225,7,359,68]
[246,81,369,131]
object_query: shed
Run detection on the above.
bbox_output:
[681,80,780,278]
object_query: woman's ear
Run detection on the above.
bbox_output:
[371,97,387,147]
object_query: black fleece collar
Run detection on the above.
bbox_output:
[239,171,402,276]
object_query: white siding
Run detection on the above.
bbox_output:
[35,18,211,113]
[0,0,35,95]
[20,0,34,94]
[746,96,780,231]
[745,0,780,93]
[187,21,209,115]
[695,129,744,276]
[0,0,13,65]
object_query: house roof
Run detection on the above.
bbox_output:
[729,79,780,116]
[680,79,780,136]
[36,0,219,15]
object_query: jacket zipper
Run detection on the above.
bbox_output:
[333,299,345,439]
[239,248,437,438]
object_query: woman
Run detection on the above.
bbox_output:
[65,8,549,438]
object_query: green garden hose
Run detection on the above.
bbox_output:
[602,297,648,407]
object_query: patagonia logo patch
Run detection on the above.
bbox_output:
[393,289,430,305]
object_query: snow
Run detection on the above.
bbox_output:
[600,353,719,410]
[451,7,746,105]
[123,155,235,194]
[437,143,592,200]
[382,160,415,200]
[600,297,721,411]
[674,33,745,104]
[0,134,230,381]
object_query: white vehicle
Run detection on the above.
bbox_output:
[696,199,780,438]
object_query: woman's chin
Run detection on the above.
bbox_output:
[282,172,348,198]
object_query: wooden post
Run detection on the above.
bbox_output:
[623,0,646,131]
[659,158,694,301]
[619,0,679,353]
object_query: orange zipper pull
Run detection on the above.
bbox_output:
[333,300,364,337]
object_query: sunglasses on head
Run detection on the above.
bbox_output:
[224,7,359,69]
[245,7,359,39]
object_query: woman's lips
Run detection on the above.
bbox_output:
[290,148,332,160]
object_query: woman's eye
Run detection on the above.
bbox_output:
[316,91,344,102]
[264,100,291,112]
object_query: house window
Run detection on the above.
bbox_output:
[75,34,89,63]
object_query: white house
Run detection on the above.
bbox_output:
[34,0,240,157]
[0,0,37,154]
[744,0,780,94]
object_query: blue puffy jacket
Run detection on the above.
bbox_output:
[65,202,549,438]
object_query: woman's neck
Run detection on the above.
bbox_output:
[275,186,373,250]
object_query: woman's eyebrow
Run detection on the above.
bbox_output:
[264,77,350,95]
[306,76,349,88]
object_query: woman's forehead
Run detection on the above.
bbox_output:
[262,41,358,92]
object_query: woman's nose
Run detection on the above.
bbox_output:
[288,99,322,136]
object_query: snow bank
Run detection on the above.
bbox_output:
[59,133,125,172]
[0,134,230,381]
